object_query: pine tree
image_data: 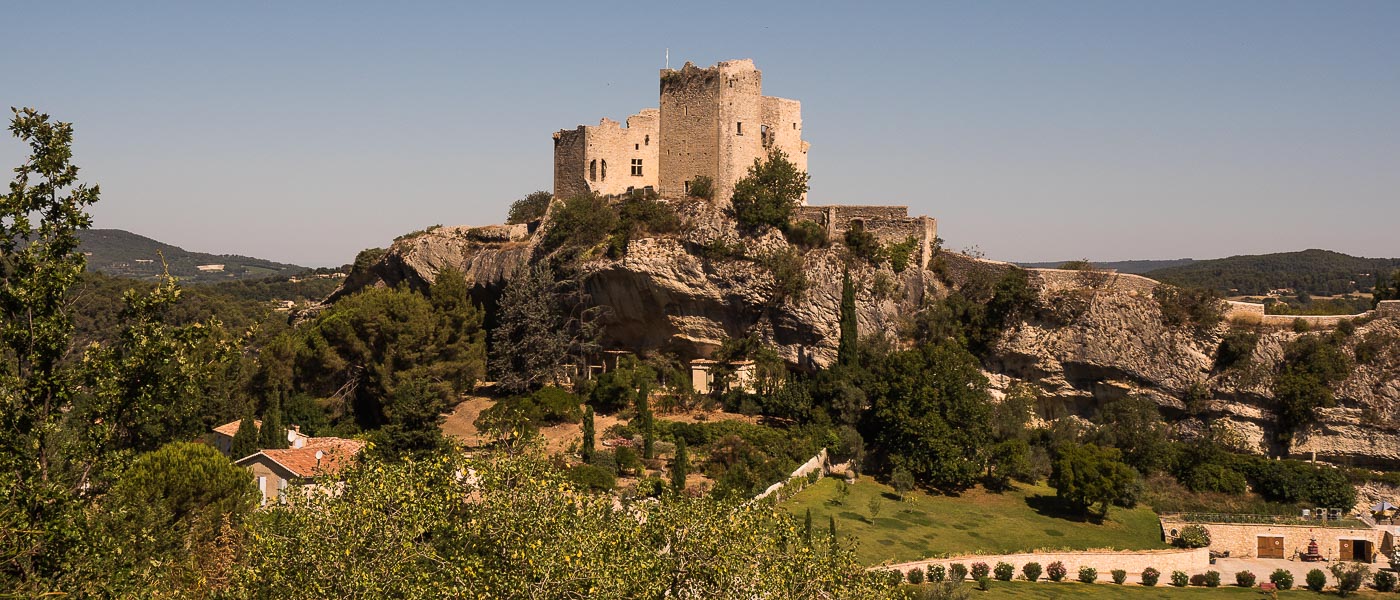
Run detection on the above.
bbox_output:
[581,406,595,462]
[670,438,688,493]
[837,270,858,368]
[230,412,259,458]
[638,381,655,459]
[259,395,288,449]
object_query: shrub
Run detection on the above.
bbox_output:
[1203,571,1220,587]
[1269,568,1294,590]
[1110,569,1127,585]
[843,222,883,265]
[1021,562,1041,582]
[1078,566,1098,584]
[907,567,925,585]
[506,190,552,224]
[886,236,919,273]
[613,445,643,476]
[976,576,991,591]
[784,219,827,249]
[1374,570,1396,592]
[970,562,990,580]
[1235,570,1256,587]
[1154,284,1224,331]
[1046,561,1066,582]
[993,562,1013,582]
[1305,568,1326,592]
[687,175,713,200]
[929,564,946,583]
[1293,318,1311,333]
[885,569,903,585]
[949,563,968,582]
[566,464,616,491]
[1170,570,1188,587]
[1330,562,1368,596]
[1216,330,1260,370]
[1174,524,1211,548]
[1141,567,1160,586]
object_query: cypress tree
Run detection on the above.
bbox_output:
[804,508,813,544]
[259,395,289,449]
[638,381,655,459]
[581,405,595,462]
[230,411,259,459]
[828,515,839,553]
[670,438,688,493]
[837,270,858,368]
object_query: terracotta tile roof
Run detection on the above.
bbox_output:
[237,437,366,478]
[213,419,261,437]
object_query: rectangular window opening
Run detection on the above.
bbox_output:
[630,159,643,176]
[736,122,743,136]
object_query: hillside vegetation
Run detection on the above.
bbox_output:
[78,228,311,282]
[1145,249,1400,297]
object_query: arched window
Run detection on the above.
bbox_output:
[601,159,607,180]
[589,160,597,181]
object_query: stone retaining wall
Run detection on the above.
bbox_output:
[1160,517,1382,562]
[1224,301,1377,329]
[753,448,828,501]
[882,548,1209,582]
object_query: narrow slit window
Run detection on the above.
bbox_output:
[736,122,743,136]
[600,160,607,180]
[589,160,597,181]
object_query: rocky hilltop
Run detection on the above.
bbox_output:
[329,199,1400,468]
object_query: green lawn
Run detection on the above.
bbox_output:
[783,477,1169,566]
[903,581,1388,599]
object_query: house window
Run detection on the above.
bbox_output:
[645,135,649,145]
[631,159,643,176]
[736,122,743,136]
[589,160,597,181]
[635,143,639,150]
[793,122,797,129]
[600,159,607,180]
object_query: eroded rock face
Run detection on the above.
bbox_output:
[327,200,1400,467]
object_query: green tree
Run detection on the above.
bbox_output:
[889,466,915,500]
[670,437,688,493]
[1049,443,1139,518]
[581,405,595,462]
[864,339,992,491]
[837,270,858,368]
[259,394,289,450]
[1090,396,1170,474]
[637,381,655,459]
[71,442,256,595]
[230,411,259,459]
[506,190,552,224]
[803,507,813,543]
[491,265,600,393]
[0,107,98,488]
[728,148,810,231]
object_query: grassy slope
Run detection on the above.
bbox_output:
[906,581,1387,599]
[784,478,1168,566]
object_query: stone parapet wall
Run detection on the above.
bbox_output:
[1224,301,1377,329]
[1029,268,1160,298]
[1160,518,1382,562]
[883,548,1209,582]
[1379,300,1400,318]
[794,205,936,268]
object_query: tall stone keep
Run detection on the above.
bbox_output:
[553,59,808,204]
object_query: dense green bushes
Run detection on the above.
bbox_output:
[1153,284,1224,331]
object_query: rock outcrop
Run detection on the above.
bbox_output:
[327,199,1400,467]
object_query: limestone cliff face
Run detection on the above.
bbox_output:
[325,203,925,367]
[328,201,1400,467]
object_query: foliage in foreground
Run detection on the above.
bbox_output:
[230,451,888,599]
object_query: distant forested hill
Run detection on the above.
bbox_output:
[78,229,306,283]
[1018,258,1198,274]
[1144,249,1400,296]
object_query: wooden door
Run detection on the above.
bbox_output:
[1258,536,1284,559]
[1340,539,1354,561]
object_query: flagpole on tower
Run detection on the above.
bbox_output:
[665,48,669,70]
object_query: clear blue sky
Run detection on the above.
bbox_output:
[3,1,1397,267]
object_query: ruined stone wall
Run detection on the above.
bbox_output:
[761,96,808,195]
[552,127,588,199]
[794,205,937,268]
[659,63,721,199]
[1160,518,1382,561]
[553,110,659,198]
[1224,300,1378,330]
[1031,269,1160,298]
[1379,300,1400,319]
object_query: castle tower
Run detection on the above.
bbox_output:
[658,59,808,204]
[552,109,660,199]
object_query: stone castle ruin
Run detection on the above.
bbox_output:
[553,58,936,266]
